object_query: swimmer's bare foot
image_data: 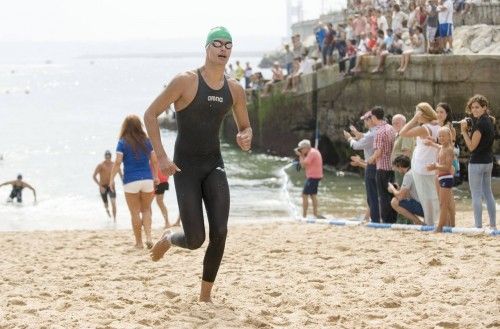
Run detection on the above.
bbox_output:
[150,231,171,261]
[134,243,144,249]
[434,226,443,233]
[199,296,213,303]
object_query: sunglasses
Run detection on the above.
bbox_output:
[211,40,233,49]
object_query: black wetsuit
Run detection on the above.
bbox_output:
[9,185,24,203]
[171,70,233,283]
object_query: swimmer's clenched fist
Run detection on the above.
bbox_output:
[236,127,252,151]
[158,154,181,177]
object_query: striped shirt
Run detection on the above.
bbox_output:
[373,122,396,170]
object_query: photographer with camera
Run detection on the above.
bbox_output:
[460,94,496,230]
[294,139,323,219]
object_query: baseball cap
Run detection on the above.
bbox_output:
[360,111,372,120]
[297,139,311,150]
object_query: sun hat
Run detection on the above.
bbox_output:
[297,139,311,150]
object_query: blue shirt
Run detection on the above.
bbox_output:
[116,138,153,184]
[349,127,377,159]
[315,28,325,47]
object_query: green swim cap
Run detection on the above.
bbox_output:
[206,26,232,46]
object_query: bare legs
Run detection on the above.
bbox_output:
[125,191,154,248]
[397,53,411,72]
[110,197,117,221]
[371,51,388,73]
[302,194,319,218]
[155,194,169,228]
[200,281,214,303]
[435,188,455,232]
[390,197,424,225]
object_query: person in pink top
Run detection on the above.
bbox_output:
[294,139,323,218]
[153,168,181,228]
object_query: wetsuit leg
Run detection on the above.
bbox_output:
[16,191,22,203]
[100,188,109,204]
[171,171,206,250]
[201,166,230,283]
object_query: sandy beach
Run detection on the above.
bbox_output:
[1,220,498,329]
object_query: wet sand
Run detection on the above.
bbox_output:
[0,220,498,328]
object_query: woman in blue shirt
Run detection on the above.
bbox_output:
[111,115,159,248]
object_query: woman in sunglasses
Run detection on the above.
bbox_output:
[144,26,252,303]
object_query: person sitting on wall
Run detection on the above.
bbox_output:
[261,61,284,97]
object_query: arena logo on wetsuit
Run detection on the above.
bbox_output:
[207,96,223,103]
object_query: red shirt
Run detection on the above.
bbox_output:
[150,163,168,183]
[373,122,395,170]
[302,148,323,179]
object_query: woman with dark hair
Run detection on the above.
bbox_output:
[436,103,456,141]
[110,114,159,248]
[460,95,496,229]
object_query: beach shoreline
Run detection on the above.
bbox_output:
[1,221,498,328]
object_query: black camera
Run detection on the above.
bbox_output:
[452,117,472,128]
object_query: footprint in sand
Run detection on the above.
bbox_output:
[266,291,282,297]
[164,290,180,298]
[334,245,349,252]
[428,258,442,266]
[8,299,26,306]
[436,321,459,328]
[382,299,401,308]
[313,283,325,290]
[117,297,134,305]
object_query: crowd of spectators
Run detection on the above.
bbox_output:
[341,95,496,231]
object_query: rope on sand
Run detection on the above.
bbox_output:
[296,218,499,236]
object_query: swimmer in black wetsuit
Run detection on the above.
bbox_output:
[0,174,37,203]
[144,26,252,303]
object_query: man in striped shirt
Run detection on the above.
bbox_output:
[367,106,397,223]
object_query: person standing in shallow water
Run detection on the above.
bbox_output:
[93,150,121,221]
[0,174,36,203]
[144,26,252,303]
[295,139,323,219]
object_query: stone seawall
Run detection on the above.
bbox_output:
[222,55,500,172]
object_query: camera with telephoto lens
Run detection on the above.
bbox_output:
[452,117,472,128]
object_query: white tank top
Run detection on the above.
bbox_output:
[412,123,440,175]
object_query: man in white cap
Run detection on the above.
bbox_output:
[294,139,323,218]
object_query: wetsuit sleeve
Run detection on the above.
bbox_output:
[116,139,125,154]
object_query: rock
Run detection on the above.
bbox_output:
[453,24,500,54]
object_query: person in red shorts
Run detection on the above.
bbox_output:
[154,168,180,228]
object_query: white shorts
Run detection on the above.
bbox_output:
[123,179,154,194]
